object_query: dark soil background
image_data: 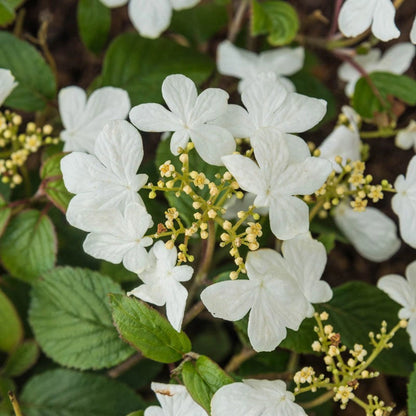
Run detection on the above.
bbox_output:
[12,0,416,414]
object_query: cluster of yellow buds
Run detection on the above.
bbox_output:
[0,111,59,188]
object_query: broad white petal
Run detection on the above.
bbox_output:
[165,282,188,331]
[152,240,177,270]
[269,196,309,240]
[191,88,229,125]
[144,406,164,416]
[100,0,128,7]
[200,280,255,321]
[171,265,193,282]
[128,284,166,306]
[259,46,304,76]
[213,104,253,139]
[58,86,86,131]
[378,274,414,310]
[405,261,416,291]
[128,0,172,38]
[129,103,182,132]
[170,0,200,10]
[338,0,375,38]
[411,17,416,44]
[376,43,415,74]
[392,192,416,248]
[170,129,190,154]
[285,134,311,164]
[245,249,288,283]
[371,0,400,41]
[334,205,400,262]
[395,129,416,150]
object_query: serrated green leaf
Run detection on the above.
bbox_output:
[77,0,111,54]
[1,340,39,377]
[0,0,23,26]
[409,363,416,415]
[0,290,22,352]
[20,369,145,416]
[0,31,56,111]
[29,267,134,370]
[100,33,214,106]
[40,153,72,213]
[251,0,299,46]
[182,355,233,413]
[352,72,416,119]
[0,210,56,283]
[110,294,192,363]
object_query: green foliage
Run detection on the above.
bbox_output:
[0,31,56,111]
[0,289,22,352]
[29,267,134,370]
[40,153,72,213]
[409,363,416,416]
[0,210,56,283]
[0,195,10,238]
[20,369,145,416]
[192,324,232,363]
[77,0,111,54]
[100,33,214,106]
[110,294,192,363]
[352,72,416,119]
[0,0,23,26]
[182,355,233,413]
[1,340,39,377]
[238,350,289,376]
[251,0,299,46]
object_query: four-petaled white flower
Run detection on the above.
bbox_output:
[144,382,207,416]
[200,236,331,352]
[338,0,400,42]
[396,120,416,152]
[334,203,400,262]
[59,86,131,153]
[338,43,415,96]
[222,129,332,240]
[378,260,416,352]
[100,0,200,39]
[82,203,153,273]
[215,73,327,140]
[61,120,148,229]
[0,68,17,106]
[128,241,193,332]
[217,40,304,93]
[392,155,416,248]
[211,379,307,416]
[129,74,235,166]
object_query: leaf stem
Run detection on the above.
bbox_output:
[225,346,256,373]
[8,391,23,416]
[107,352,143,378]
[228,0,249,42]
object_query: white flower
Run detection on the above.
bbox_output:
[222,129,332,240]
[411,16,416,44]
[129,74,235,166]
[61,120,148,228]
[217,40,304,92]
[58,86,130,153]
[215,73,327,140]
[338,0,400,42]
[82,203,153,273]
[0,69,17,106]
[211,379,307,416]
[392,155,416,248]
[201,247,313,352]
[145,382,208,416]
[128,241,193,332]
[334,203,400,262]
[100,0,200,39]
[396,120,416,151]
[338,43,415,96]
[377,260,416,352]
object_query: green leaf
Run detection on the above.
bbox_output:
[77,0,111,54]
[0,195,11,238]
[126,412,144,416]
[409,363,416,416]
[239,350,289,376]
[0,31,56,111]
[40,153,72,213]
[0,0,23,26]
[1,340,39,377]
[251,0,299,46]
[20,369,145,416]
[0,376,15,414]
[29,267,134,370]
[352,72,416,119]
[170,3,227,45]
[0,290,22,352]
[110,293,192,363]
[0,210,57,283]
[100,33,214,106]
[100,261,138,283]
[182,355,233,413]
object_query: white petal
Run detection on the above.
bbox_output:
[152,240,177,269]
[128,0,172,38]
[378,274,414,310]
[273,93,327,133]
[245,248,288,283]
[284,134,311,164]
[128,284,166,306]
[191,88,229,125]
[170,129,190,155]
[411,17,416,44]
[259,46,304,76]
[334,205,400,262]
[170,0,200,10]
[129,103,182,132]
[371,0,400,41]
[376,43,415,74]
[144,406,164,416]
[338,0,375,38]
[269,196,309,240]
[395,129,416,150]
[200,280,255,321]
[405,261,416,291]
[100,0,128,7]
[171,265,193,282]
[213,104,253,139]
[165,282,188,331]
[0,69,17,106]
[58,86,87,131]
[408,318,416,353]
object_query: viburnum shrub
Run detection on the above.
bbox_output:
[1,1,416,415]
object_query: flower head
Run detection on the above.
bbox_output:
[0,69,17,106]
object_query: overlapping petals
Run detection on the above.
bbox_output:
[0,68,17,106]
[130,74,235,165]
[59,86,131,153]
[128,241,193,331]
